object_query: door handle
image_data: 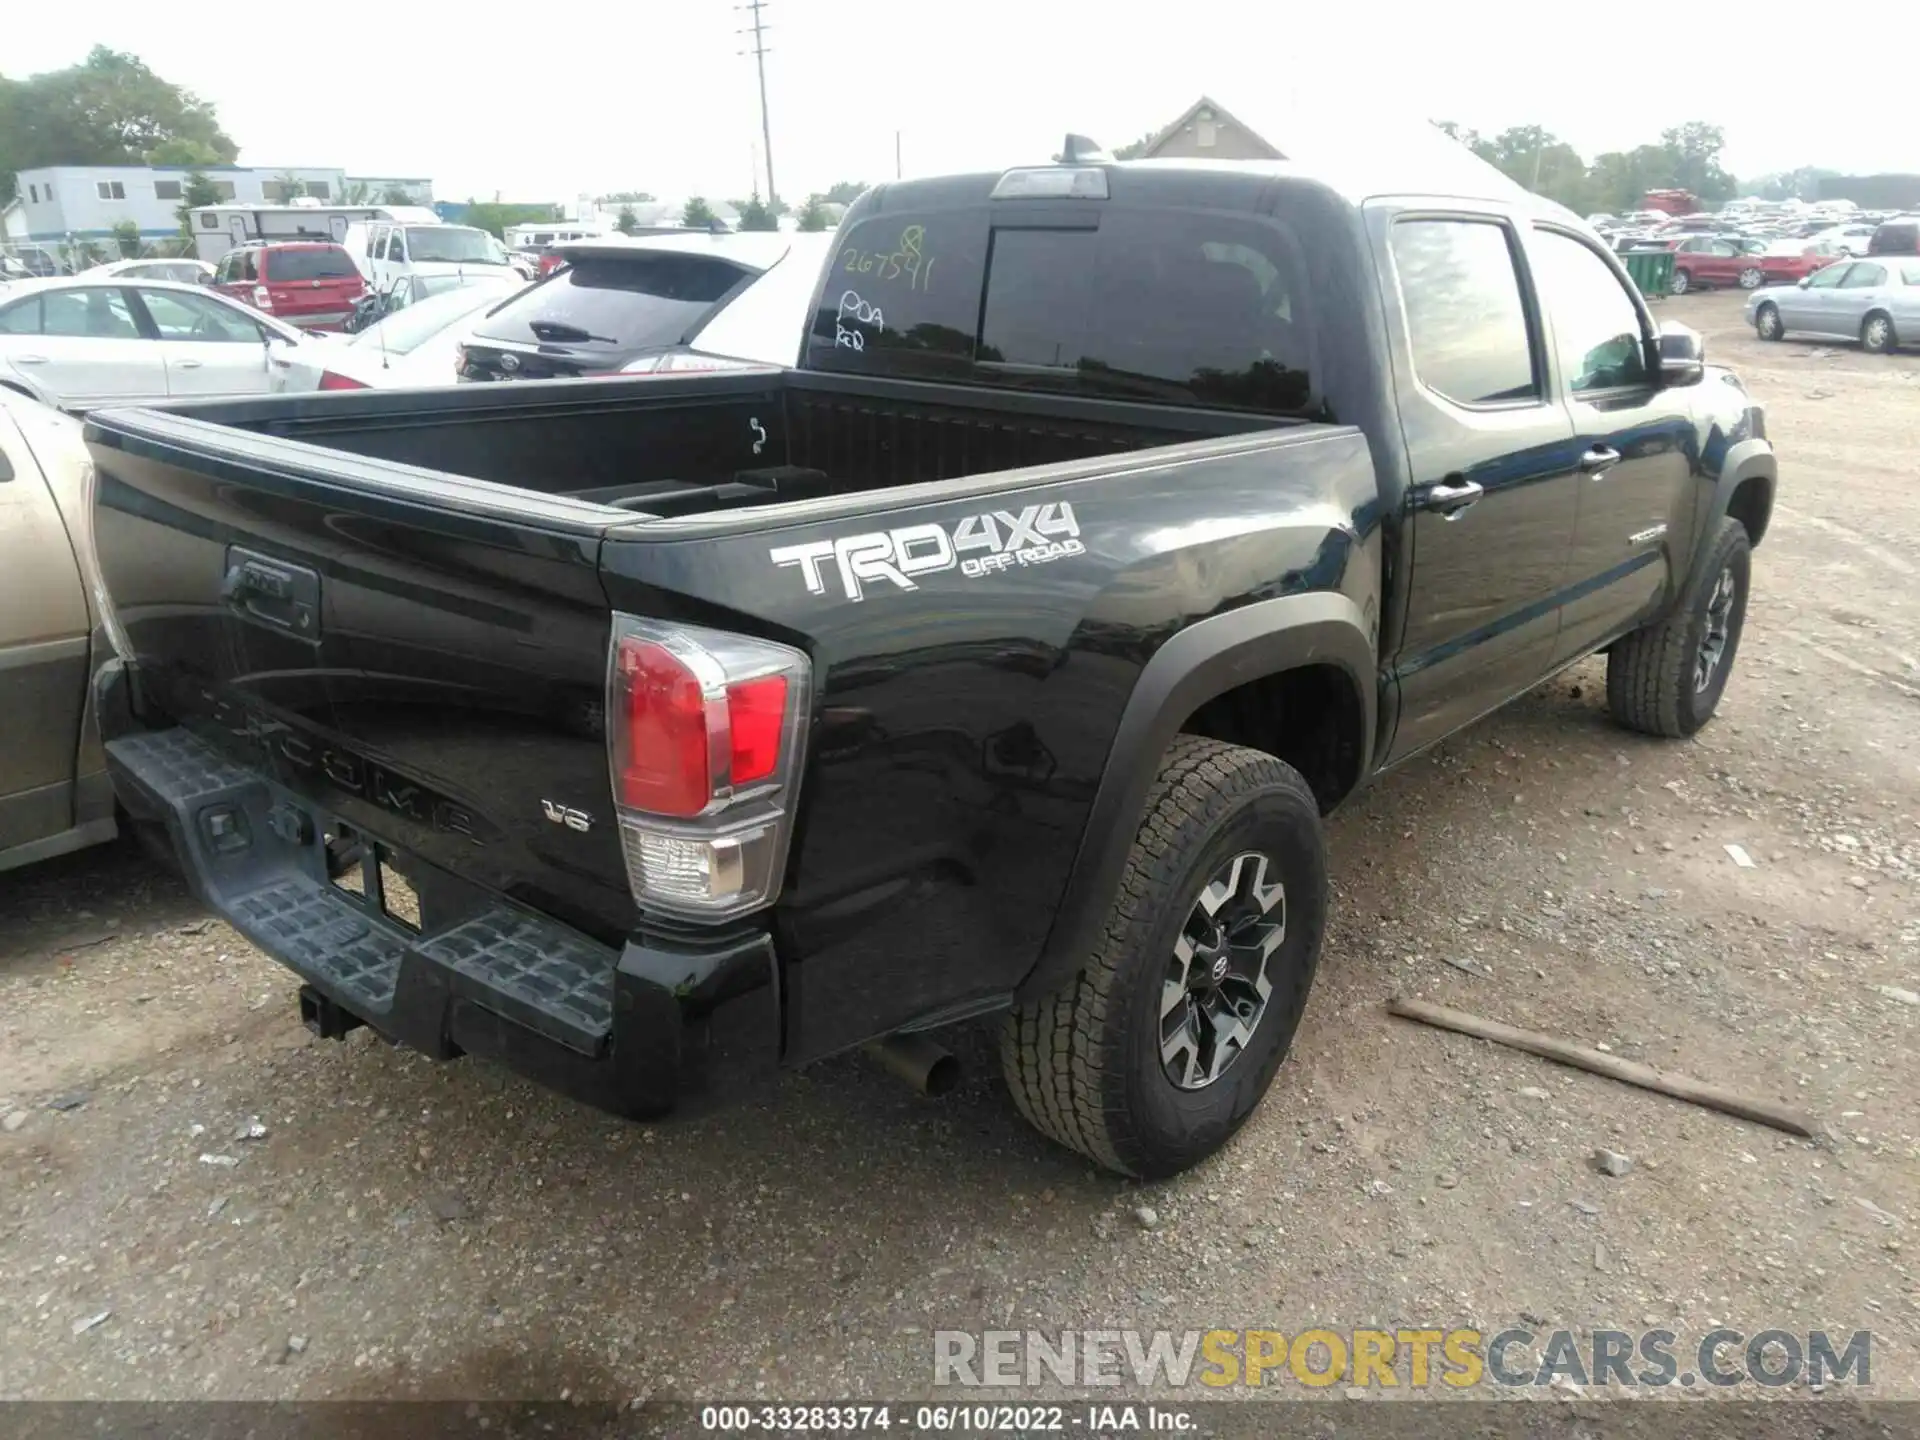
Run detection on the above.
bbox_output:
[1580,445,1621,476]
[173,359,203,369]
[1419,479,1484,520]
[15,354,46,364]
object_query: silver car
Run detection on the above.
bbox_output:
[1745,257,1920,354]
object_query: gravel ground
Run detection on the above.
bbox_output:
[1,290,1916,1404]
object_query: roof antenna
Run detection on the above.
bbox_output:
[1059,134,1113,164]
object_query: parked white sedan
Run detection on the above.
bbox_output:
[86,257,217,285]
[0,277,307,411]
[270,277,524,391]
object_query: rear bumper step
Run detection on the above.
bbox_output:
[106,725,779,1118]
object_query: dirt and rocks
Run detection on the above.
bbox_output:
[1,292,1915,1404]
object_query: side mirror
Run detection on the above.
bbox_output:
[1797,277,1811,289]
[1657,322,1706,387]
[195,271,214,285]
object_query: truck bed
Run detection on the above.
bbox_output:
[105,369,1284,523]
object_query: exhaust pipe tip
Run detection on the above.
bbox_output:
[864,1034,960,1097]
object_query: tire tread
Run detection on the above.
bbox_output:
[1607,517,1749,737]
[1000,736,1317,1176]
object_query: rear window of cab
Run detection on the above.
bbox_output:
[806,205,1315,416]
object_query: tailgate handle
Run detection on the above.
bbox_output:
[223,547,320,638]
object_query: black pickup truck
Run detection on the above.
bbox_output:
[82,145,1776,1178]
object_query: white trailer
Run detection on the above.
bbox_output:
[189,202,441,262]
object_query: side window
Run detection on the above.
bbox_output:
[1807,264,1850,290]
[0,296,41,335]
[1529,230,1652,395]
[390,230,410,263]
[241,250,259,282]
[41,288,141,340]
[1390,218,1540,406]
[369,225,388,260]
[140,289,265,343]
[1841,263,1886,288]
[1711,241,1740,258]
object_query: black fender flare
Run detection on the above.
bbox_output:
[1690,438,1775,588]
[1017,591,1376,1001]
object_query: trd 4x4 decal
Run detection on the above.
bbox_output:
[769,502,1084,602]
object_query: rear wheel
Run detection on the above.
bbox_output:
[1738,266,1764,289]
[1754,303,1783,341]
[1000,736,1326,1178]
[1862,311,1898,354]
[1670,267,1692,295]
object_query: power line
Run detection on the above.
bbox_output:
[736,0,776,205]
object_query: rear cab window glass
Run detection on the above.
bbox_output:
[472,253,753,353]
[807,205,1316,415]
[1390,218,1540,406]
[266,248,360,282]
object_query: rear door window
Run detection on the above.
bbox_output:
[471,253,753,353]
[42,288,141,339]
[1390,218,1540,406]
[267,248,359,282]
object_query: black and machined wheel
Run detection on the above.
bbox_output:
[1754,302,1783,342]
[1606,517,1752,738]
[1000,736,1328,1178]
[1861,311,1898,355]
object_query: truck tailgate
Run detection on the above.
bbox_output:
[84,407,634,942]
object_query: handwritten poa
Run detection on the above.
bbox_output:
[835,290,884,350]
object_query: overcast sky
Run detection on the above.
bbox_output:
[12,3,1904,203]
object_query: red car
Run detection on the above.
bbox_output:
[209,242,366,332]
[1667,236,1768,294]
[1757,239,1850,284]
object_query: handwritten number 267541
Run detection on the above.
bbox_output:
[838,225,934,292]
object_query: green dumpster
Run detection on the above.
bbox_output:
[1621,248,1674,300]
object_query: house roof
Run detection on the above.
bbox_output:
[1125,94,1555,216]
[1139,95,1283,159]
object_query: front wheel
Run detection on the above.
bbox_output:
[1606,517,1751,738]
[1670,267,1692,295]
[1754,303,1783,342]
[1000,736,1327,1178]
[1738,266,1764,289]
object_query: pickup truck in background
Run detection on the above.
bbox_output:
[82,142,1776,1178]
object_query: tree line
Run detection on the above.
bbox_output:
[1432,120,1842,213]
[0,47,237,206]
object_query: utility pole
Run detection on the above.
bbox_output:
[737,0,777,206]
[895,130,903,181]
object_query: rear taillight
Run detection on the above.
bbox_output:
[317,369,367,391]
[606,616,810,920]
[252,284,273,310]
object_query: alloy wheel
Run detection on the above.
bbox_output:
[1695,565,1738,693]
[1160,852,1286,1090]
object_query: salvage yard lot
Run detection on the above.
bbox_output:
[1,289,1916,1401]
